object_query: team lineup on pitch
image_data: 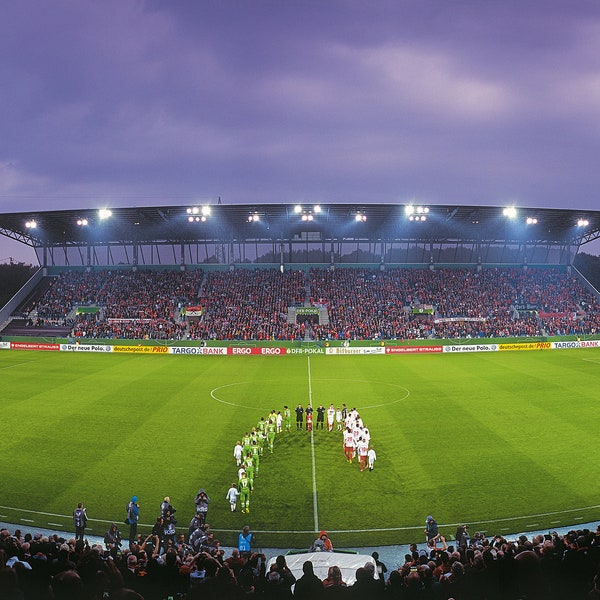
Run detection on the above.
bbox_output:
[223,358,380,525]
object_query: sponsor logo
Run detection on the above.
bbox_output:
[61,344,111,352]
[231,347,252,354]
[151,346,168,353]
[498,342,551,351]
[553,341,580,349]
[326,347,385,355]
[229,347,287,355]
[261,347,285,355]
[386,346,443,354]
[170,347,228,355]
[10,342,60,351]
[581,340,600,348]
[287,348,325,354]
[112,345,159,353]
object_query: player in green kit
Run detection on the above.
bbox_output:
[266,419,276,453]
[283,405,291,432]
[257,417,267,435]
[238,471,251,514]
[250,440,260,475]
[242,432,252,456]
[243,453,255,491]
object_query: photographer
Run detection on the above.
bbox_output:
[104,523,122,551]
[194,488,210,524]
[455,524,470,549]
[160,495,176,518]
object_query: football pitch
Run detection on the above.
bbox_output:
[1,347,600,548]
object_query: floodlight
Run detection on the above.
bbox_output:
[25,219,37,229]
[313,205,322,214]
[405,205,415,216]
[76,218,88,226]
[294,205,302,214]
[98,208,112,220]
[503,207,517,219]
[526,217,538,225]
[577,219,589,227]
[201,206,211,216]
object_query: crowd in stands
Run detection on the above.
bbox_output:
[13,266,600,342]
[1,521,599,599]
[309,267,600,341]
[32,270,204,340]
[187,269,306,341]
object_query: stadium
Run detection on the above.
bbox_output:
[1,201,600,598]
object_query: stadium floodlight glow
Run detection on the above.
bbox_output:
[526,217,538,225]
[76,218,89,226]
[187,206,210,220]
[405,205,429,219]
[294,204,302,214]
[355,212,367,222]
[503,206,517,219]
[313,205,322,214]
[25,219,37,229]
[248,213,260,222]
[577,219,589,227]
[301,214,314,222]
[98,208,112,220]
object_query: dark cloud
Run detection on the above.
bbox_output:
[1,0,600,220]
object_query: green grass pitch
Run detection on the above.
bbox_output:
[1,348,600,548]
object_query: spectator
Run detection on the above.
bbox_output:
[293,560,323,599]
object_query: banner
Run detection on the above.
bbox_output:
[443,344,497,353]
[386,345,443,354]
[75,306,100,315]
[228,347,287,355]
[296,307,320,315]
[60,344,112,352]
[325,347,385,355]
[112,345,169,353]
[412,306,434,315]
[498,342,551,351]
[169,346,228,355]
[10,342,60,351]
[185,305,204,317]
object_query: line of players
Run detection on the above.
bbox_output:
[228,409,286,514]
[342,408,377,472]
[227,404,378,515]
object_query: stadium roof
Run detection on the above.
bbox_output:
[0,203,599,249]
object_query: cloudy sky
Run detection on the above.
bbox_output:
[2,0,600,262]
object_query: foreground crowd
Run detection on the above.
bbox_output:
[1,522,600,599]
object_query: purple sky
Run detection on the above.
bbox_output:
[2,0,600,262]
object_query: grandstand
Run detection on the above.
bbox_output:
[1,203,600,339]
[1,203,600,599]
